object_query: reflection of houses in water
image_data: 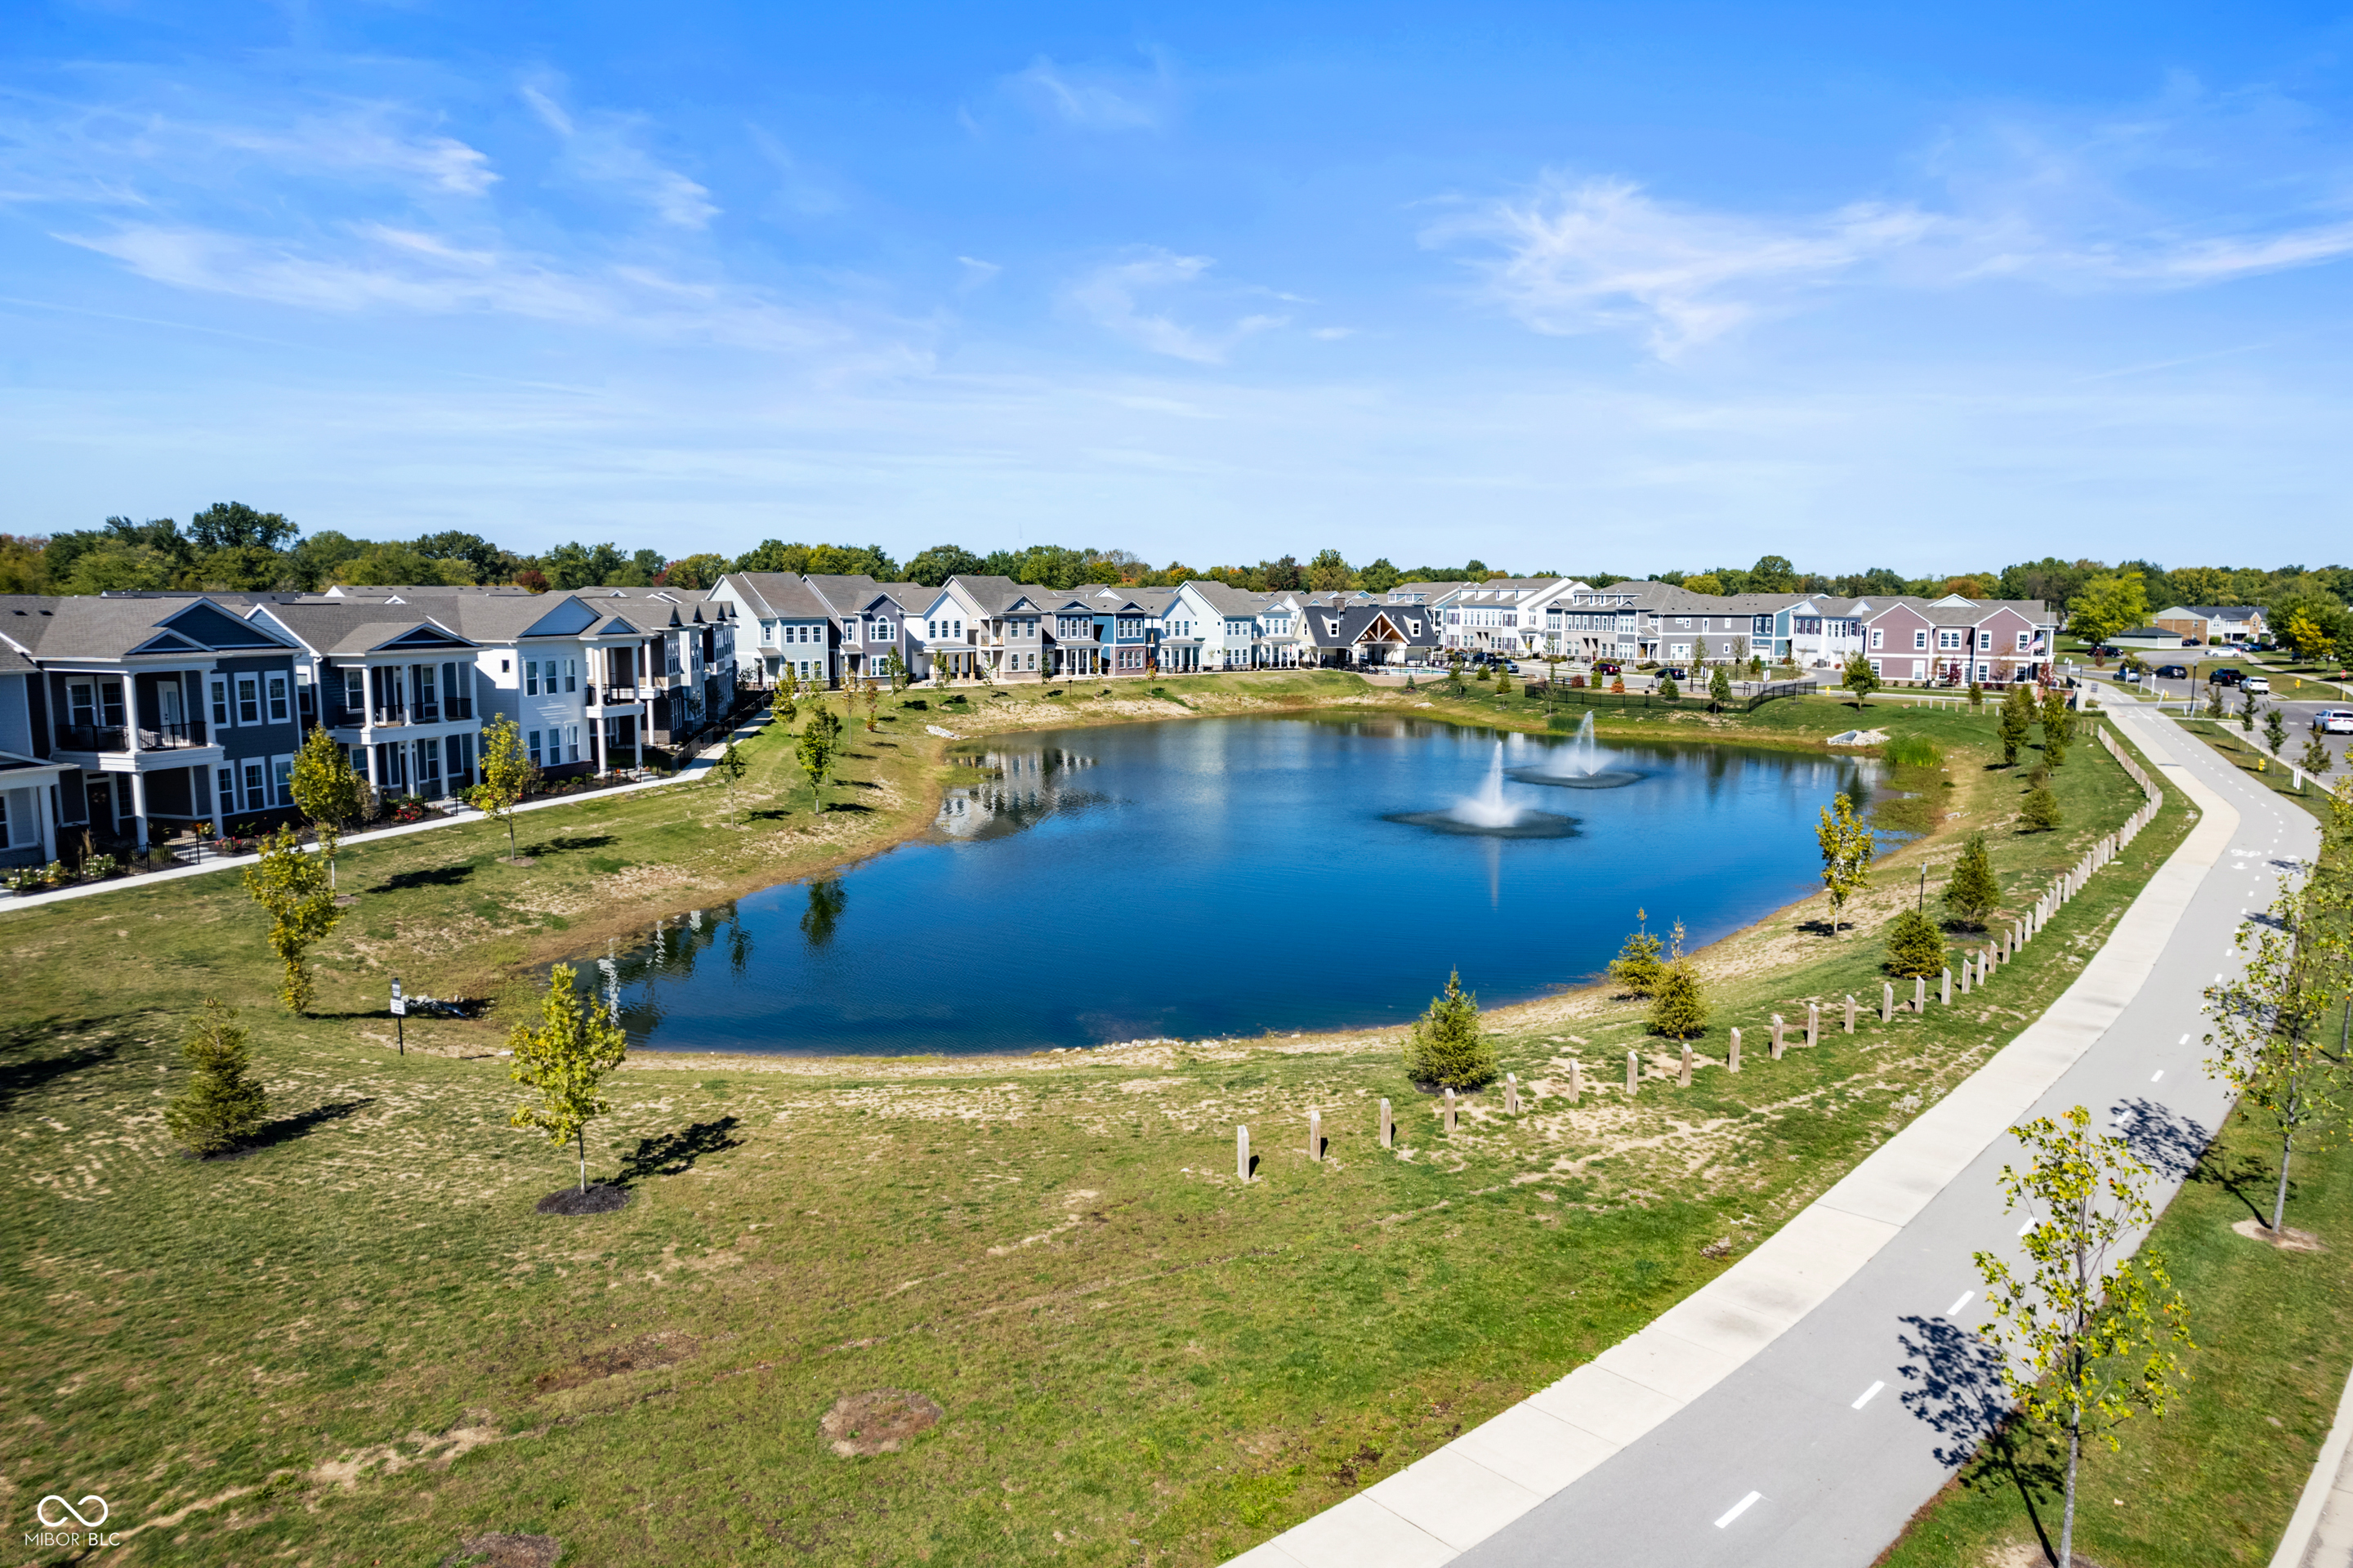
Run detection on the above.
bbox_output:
[935,747,1097,839]
[593,900,750,1035]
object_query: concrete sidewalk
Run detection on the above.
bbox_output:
[0,717,764,916]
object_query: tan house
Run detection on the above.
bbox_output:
[2153,605,2266,646]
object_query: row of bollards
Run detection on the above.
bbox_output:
[1229,734,2170,1179]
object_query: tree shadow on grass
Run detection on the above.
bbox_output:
[815,802,876,815]
[243,1097,377,1153]
[2188,1137,2286,1227]
[0,1033,120,1113]
[616,1116,743,1185]
[525,833,618,857]
[368,864,476,892]
[1897,1312,2064,1563]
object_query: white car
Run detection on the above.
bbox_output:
[2242,676,2271,695]
[2316,710,2353,735]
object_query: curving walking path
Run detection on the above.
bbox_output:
[1231,706,2318,1568]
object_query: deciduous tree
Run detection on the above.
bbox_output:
[1973,1108,2192,1568]
[509,964,630,1193]
[242,827,339,1013]
[288,726,364,890]
[2064,570,2150,650]
[470,715,540,863]
[1816,794,1875,936]
[713,738,748,822]
[1840,651,1878,709]
[797,705,844,811]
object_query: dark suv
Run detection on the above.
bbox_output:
[2209,668,2246,686]
[2154,663,2188,679]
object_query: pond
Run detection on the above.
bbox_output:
[589,716,1880,1057]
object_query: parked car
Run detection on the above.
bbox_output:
[2243,676,2271,695]
[2209,668,2245,686]
[1659,666,1690,681]
[1593,661,1623,676]
[2154,663,2188,679]
[2314,710,2353,735]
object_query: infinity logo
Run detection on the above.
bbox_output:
[37,1494,108,1528]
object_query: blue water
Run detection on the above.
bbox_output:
[593,717,1876,1056]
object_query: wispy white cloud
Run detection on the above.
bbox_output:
[1066,249,1285,363]
[520,78,717,229]
[1428,177,1940,355]
[1002,53,1172,132]
[956,255,1002,291]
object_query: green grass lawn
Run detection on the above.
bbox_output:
[1876,1106,2353,1568]
[0,686,2182,1565]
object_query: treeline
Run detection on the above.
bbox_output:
[2,516,2348,641]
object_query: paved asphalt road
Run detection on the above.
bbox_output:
[1457,708,2321,1568]
[2085,664,2351,776]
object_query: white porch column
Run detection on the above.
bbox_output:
[39,782,57,863]
[127,769,149,853]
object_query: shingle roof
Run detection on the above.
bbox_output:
[724,572,835,621]
[0,594,295,659]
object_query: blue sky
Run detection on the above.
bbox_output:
[4,2,2351,571]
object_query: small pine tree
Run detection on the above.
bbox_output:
[1609,911,1666,996]
[1998,684,2035,766]
[2302,733,2334,780]
[2021,782,2064,832]
[1943,833,2000,928]
[1494,662,1513,695]
[1967,681,1985,710]
[1709,664,1733,708]
[1404,970,1498,1089]
[1474,662,1491,682]
[1658,676,1681,701]
[164,998,268,1156]
[2240,695,2257,735]
[2264,706,2288,758]
[2039,688,2073,767]
[1649,962,1708,1039]
[1885,907,1948,977]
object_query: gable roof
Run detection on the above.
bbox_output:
[721,572,835,621]
[0,595,299,661]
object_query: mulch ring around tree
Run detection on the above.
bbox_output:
[535,1182,632,1216]
[438,1534,561,1568]
[2233,1217,2327,1252]
[819,1390,944,1457]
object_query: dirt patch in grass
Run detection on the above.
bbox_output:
[440,1534,562,1568]
[535,1182,631,1215]
[534,1331,700,1393]
[820,1389,944,1456]
[2232,1217,2327,1252]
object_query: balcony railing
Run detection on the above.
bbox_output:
[137,720,207,749]
[57,722,127,753]
[371,705,409,727]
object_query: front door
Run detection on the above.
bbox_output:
[87,780,114,834]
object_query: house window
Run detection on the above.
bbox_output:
[1869,659,1883,677]
[273,757,294,806]
[217,766,236,811]
[212,676,232,726]
[1939,631,1961,650]
[266,674,289,721]
[2016,631,2031,650]
[242,760,266,807]
[342,668,365,713]
[501,658,511,674]
[762,623,775,644]
[568,724,580,763]
[525,660,540,696]
[237,677,261,724]
[1869,629,1884,650]
[565,658,578,693]
[529,730,542,766]
[67,681,96,726]
[1912,631,1927,651]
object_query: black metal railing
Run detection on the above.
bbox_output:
[57,723,127,752]
[136,720,206,748]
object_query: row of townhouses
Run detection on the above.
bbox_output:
[714,571,2061,690]
[0,585,740,864]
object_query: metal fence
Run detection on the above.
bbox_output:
[1525,678,1819,715]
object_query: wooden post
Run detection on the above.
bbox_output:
[1881,982,1894,1022]
[1505,1073,1520,1114]
[1728,1027,1742,1073]
[1379,1098,1394,1149]
[1940,968,1952,1006]
[1309,1109,1322,1162]
[1679,1043,1693,1087]
[1237,1126,1250,1183]
[1444,1087,1457,1133]
[1960,959,1971,995]
[1770,1012,1785,1053]
[1568,1059,1581,1103]
[1806,1002,1819,1048]
[1914,976,1927,1013]
[1844,995,1856,1033]
[1625,1050,1639,1096]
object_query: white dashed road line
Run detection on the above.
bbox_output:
[1946,1290,1974,1316]
[1715,1492,1762,1529]
[1852,1381,1886,1410]
[2152,1070,2165,1083]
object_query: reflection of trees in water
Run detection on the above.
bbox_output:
[800,879,847,948]
[935,747,1099,839]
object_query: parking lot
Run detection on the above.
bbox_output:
[2085,659,2353,780]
